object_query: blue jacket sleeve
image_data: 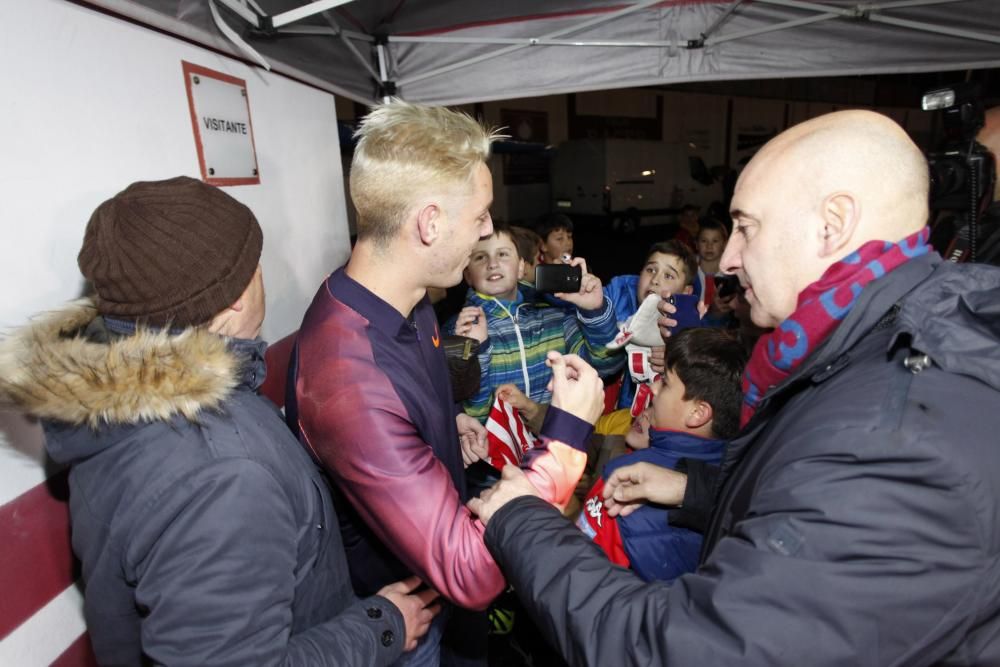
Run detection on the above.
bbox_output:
[566,295,624,378]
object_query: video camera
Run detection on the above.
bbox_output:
[922,82,997,262]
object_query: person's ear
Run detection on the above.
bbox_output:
[416,203,442,246]
[517,258,525,280]
[819,191,861,258]
[683,285,694,295]
[229,295,245,312]
[686,399,713,430]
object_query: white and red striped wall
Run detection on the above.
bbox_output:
[0,2,351,663]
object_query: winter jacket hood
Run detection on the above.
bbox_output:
[0,299,249,461]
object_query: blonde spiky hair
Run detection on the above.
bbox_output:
[350,99,505,246]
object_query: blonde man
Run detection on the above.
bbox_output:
[288,101,604,665]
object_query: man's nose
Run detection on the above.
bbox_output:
[720,236,741,274]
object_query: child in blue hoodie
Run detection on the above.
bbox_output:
[577,328,747,583]
[602,240,701,415]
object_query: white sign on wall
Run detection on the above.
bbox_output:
[182,61,260,185]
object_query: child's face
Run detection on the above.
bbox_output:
[541,227,573,263]
[636,252,692,302]
[624,408,652,450]
[698,229,727,263]
[650,369,696,432]
[464,232,524,301]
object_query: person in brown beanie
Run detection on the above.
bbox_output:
[0,176,436,665]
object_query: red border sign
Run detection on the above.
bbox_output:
[182,61,261,186]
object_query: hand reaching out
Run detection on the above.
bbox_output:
[467,464,540,526]
[601,461,688,517]
[497,383,548,433]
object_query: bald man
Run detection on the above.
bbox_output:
[467,110,1000,666]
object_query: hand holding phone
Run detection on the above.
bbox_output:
[657,293,701,338]
[535,264,582,294]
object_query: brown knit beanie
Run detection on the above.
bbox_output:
[78,176,263,328]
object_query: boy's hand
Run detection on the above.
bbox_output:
[377,576,441,652]
[497,383,547,433]
[656,295,707,340]
[555,257,604,312]
[455,306,487,342]
[545,351,604,425]
[656,296,678,341]
[456,413,488,467]
[649,345,666,374]
[602,461,688,517]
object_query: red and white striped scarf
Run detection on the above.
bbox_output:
[485,396,537,471]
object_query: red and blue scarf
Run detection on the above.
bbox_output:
[740,227,931,427]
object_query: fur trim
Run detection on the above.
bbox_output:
[0,299,239,427]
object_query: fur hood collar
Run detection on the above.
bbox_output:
[0,300,241,427]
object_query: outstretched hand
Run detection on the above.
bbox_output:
[602,461,688,517]
[467,464,540,526]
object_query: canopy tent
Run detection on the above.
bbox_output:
[84,0,1000,106]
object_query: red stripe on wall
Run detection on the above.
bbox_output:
[0,470,78,640]
[51,632,98,667]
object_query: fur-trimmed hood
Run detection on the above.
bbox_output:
[0,299,243,428]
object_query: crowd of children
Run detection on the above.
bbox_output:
[436,208,764,593]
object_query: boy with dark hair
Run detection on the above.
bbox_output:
[536,213,574,264]
[605,240,699,324]
[577,328,747,582]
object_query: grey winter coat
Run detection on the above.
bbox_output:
[0,302,404,666]
[484,253,1000,666]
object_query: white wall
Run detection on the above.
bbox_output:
[0,0,351,343]
[0,2,351,663]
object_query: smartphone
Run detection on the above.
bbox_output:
[713,274,742,300]
[535,264,582,293]
[665,293,701,333]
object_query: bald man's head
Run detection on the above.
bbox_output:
[721,110,930,328]
[977,106,1000,200]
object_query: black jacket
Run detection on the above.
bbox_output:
[485,253,1000,666]
[0,302,404,666]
